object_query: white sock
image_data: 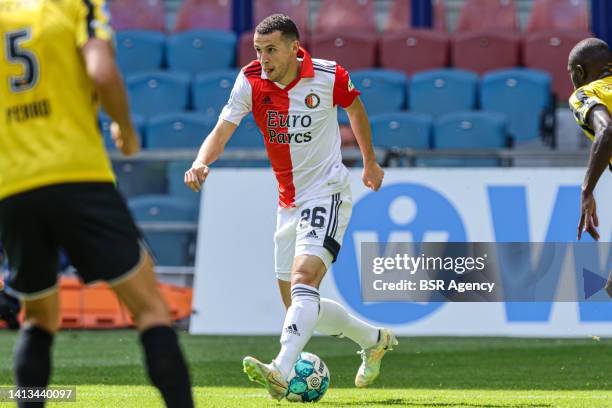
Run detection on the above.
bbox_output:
[274,284,320,379]
[316,298,380,350]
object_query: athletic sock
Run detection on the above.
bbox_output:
[140,326,193,408]
[316,298,380,349]
[274,284,320,379]
[13,325,53,408]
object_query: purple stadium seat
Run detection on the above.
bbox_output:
[174,0,232,32]
[456,0,518,33]
[310,31,376,70]
[452,31,520,75]
[384,0,447,32]
[523,30,591,100]
[314,0,376,33]
[380,30,449,75]
[109,0,166,32]
[526,0,589,33]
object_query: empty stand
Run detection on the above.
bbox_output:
[174,0,233,32]
[409,69,479,116]
[115,31,166,75]
[167,30,237,75]
[456,0,518,32]
[126,71,191,117]
[481,69,552,143]
[523,30,591,100]
[351,69,407,116]
[526,0,589,32]
[109,0,166,32]
[193,70,239,118]
[370,112,433,149]
[112,161,168,197]
[452,31,520,75]
[99,113,146,150]
[226,114,265,149]
[310,31,376,70]
[129,196,199,266]
[315,0,376,33]
[146,113,215,149]
[379,30,449,76]
[384,0,447,32]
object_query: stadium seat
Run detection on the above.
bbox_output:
[112,161,168,197]
[109,0,166,32]
[422,111,507,167]
[99,113,146,150]
[456,0,518,32]
[146,113,215,149]
[310,31,376,71]
[167,160,201,205]
[379,30,449,76]
[254,0,311,36]
[523,30,591,100]
[193,70,239,118]
[167,30,237,75]
[481,69,552,143]
[526,0,589,33]
[384,0,447,32]
[350,70,407,116]
[128,195,198,266]
[370,112,433,149]
[409,69,479,117]
[174,0,233,32]
[227,114,264,149]
[452,31,520,75]
[314,0,376,33]
[115,31,166,75]
[126,71,191,118]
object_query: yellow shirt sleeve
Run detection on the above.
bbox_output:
[569,85,605,133]
[74,0,114,48]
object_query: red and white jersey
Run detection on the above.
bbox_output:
[219,48,360,208]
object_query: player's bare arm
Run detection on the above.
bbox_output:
[345,97,384,192]
[185,119,238,192]
[578,105,612,241]
[81,39,139,156]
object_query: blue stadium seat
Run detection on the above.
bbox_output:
[115,31,165,75]
[128,195,198,266]
[409,69,479,116]
[167,30,237,75]
[167,160,201,209]
[99,113,146,150]
[350,69,407,116]
[112,161,168,197]
[481,68,552,143]
[421,111,507,167]
[146,112,214,149]
[193,70,239,118]
[370,112,432,149]
[126,71,191,118]
[218,114,269,167]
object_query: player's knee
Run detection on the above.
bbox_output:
[291,268,319,287]
[132,298,171,330]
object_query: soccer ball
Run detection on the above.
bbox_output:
[285,352,330,403]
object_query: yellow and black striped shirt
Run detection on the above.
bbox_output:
[0,0,115,200]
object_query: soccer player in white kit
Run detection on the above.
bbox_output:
[185,14,398,399]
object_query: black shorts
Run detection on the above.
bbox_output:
[0,182,143,299]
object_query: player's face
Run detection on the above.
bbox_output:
[254,31,299,83]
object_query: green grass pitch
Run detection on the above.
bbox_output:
[0,330,611,407]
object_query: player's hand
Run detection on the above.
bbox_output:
[111,122,140,156]
[577,190,599,241]
[362,160,384,192]
[184,161,210,192]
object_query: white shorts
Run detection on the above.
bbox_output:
[275,185,352,281]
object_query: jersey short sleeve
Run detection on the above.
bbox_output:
[74,0,114,48]
[219,71,253,126]
[569,85,606,131]
[333,64,361,108]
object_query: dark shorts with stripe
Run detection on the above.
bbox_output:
[0,182,142,299]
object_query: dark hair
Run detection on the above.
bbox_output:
[255,14,300,41]
[569,37,612,69]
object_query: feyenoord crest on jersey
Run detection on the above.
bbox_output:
[305,93,320,109]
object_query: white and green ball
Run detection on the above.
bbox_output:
[285,352,330,403]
